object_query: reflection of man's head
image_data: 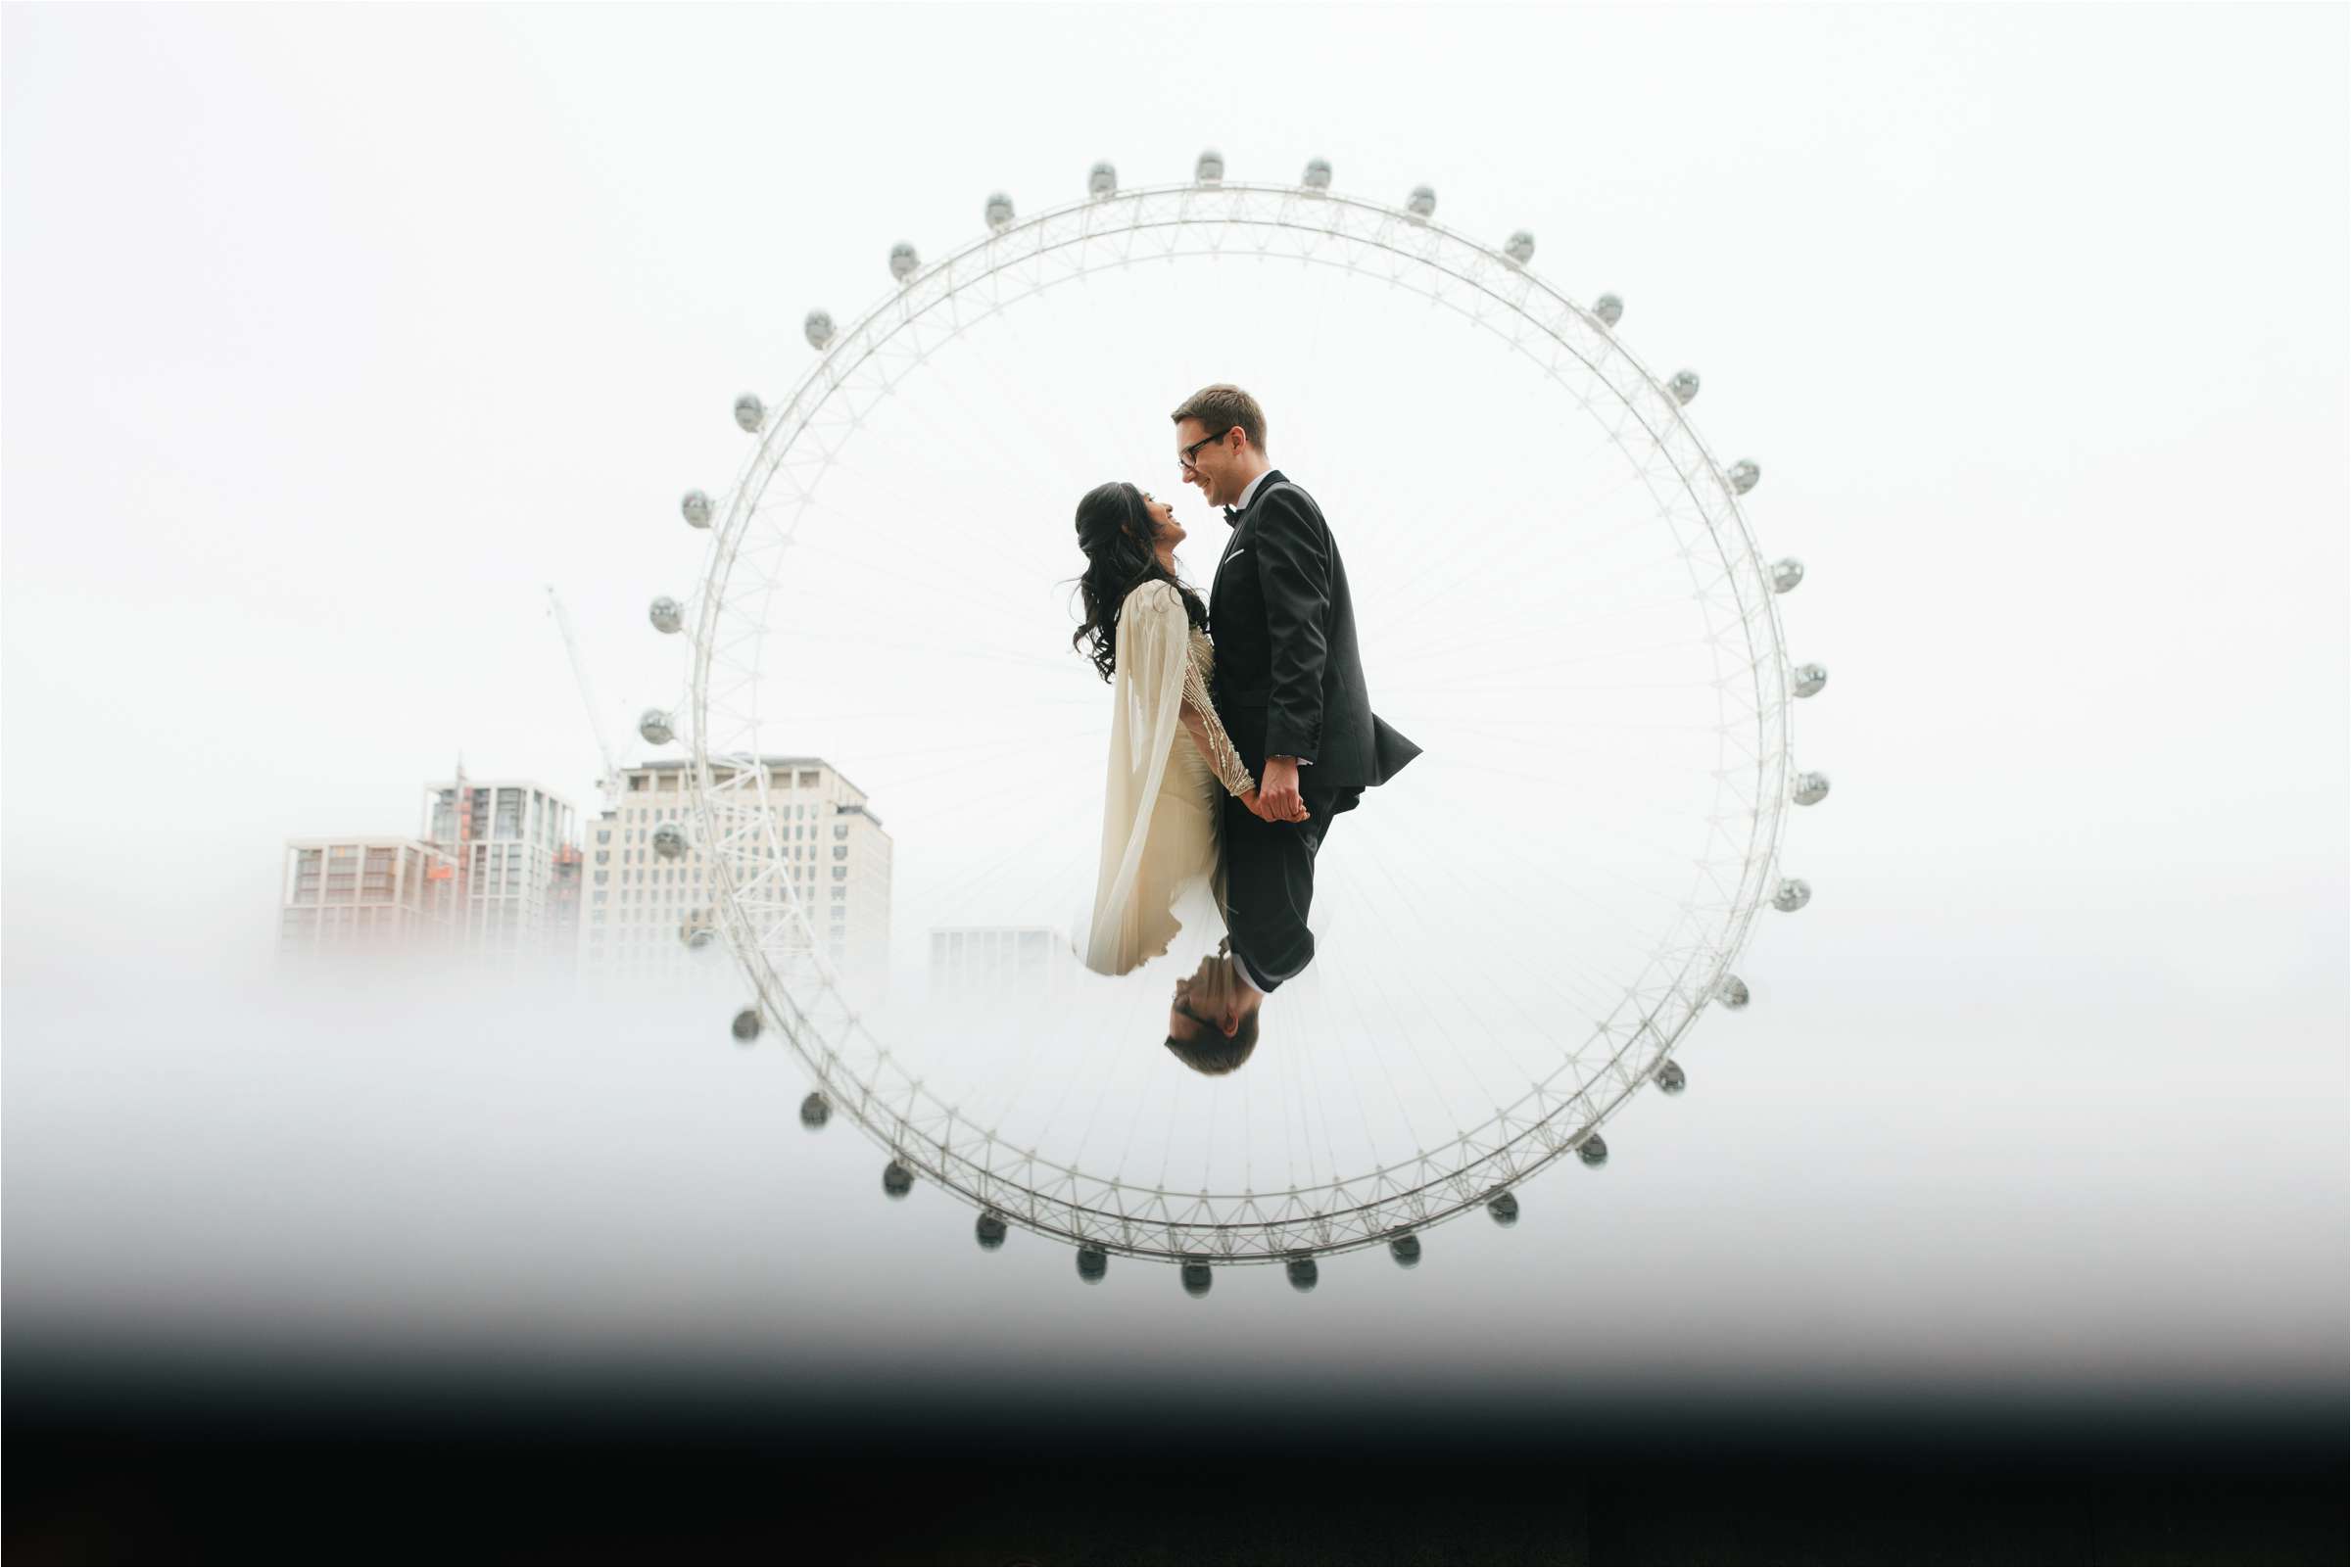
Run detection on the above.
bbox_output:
[1166,953,1260,1076]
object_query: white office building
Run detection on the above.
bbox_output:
[582,757,892,992]
[278,837,457,957]
[928,926,1080,1002]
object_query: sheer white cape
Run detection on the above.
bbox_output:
[1080,582,1225,976]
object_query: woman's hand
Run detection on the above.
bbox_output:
[1240,786,1309,824]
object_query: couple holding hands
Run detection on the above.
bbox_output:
[1072,384,1417,1074]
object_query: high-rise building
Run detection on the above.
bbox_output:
[278,837,457,957]
[582,757,892,990]
[928,926,1080,1001]
[418,774,581,966]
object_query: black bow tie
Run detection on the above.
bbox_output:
[1223,505,1240,525]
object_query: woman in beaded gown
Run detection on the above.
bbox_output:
[1070,481,1303,976]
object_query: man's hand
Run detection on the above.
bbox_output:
[1241,786,1301,824]
[1258,756,1307,823]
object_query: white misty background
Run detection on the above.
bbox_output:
[3,5,2343,1389]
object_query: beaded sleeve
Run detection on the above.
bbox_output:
[1181,634,1256,799]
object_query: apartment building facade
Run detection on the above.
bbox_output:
[583,757,891,991]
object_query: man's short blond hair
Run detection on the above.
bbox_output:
[1171,384,1267,453]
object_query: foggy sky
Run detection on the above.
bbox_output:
[4,3,2344,1393]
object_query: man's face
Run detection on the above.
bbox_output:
[1169,952,1240,1043]
[1176,417,1243,508]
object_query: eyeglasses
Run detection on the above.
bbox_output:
[1177,427,1233,474]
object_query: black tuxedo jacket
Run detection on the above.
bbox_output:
[1206,470,1419,789]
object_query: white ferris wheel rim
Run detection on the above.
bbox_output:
[675,174,1799,1264]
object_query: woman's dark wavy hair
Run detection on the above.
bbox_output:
[1070,481,1207,682]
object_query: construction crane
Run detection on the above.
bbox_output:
[545,585,624,814]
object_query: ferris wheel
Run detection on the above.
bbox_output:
[644,152,1830,1292]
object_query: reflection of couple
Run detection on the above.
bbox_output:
[1073,385,1418,1074]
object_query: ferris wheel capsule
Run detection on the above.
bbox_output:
[730,1006,761,1044]
[1668,369,1702,405]
[1406,184,1437,221]
[1727,458,1761,495]
[1793,771,1831,806]
[1195,149,1224,185]
[882,1161,914,1200]
[1577,1135,1609,1169]
[888,243,919,283]
[798,1093,831,1130]
[651,823,687,860]
[976,1212,1008,1251]
[680,490,712,529]
[1076,1246,1108,1282]
[1285,1257,1319,1293]
[1593,293,1623,327]
[732,393,766,433]
[1302,157,1333,191]
[984,192,1015,231]
[1773,878,1812,913]
[681,919,715,951]
[1714,974,1751,1009]
[1655,1060,1687,1096]
[1504,230,1535,266]
[1087,162,1117,199]
[639,708,673,745]
[1793,662,1829,698]
[1179,1259,1214,1298]
[1388,1233,1422,1268]
[1771,557,1806,594]
[648,596,684,635]
[803,309,836,351]
[1486,1191,1520,1227]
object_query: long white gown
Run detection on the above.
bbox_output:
[1081,580,1257,976]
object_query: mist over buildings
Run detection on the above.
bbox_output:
[3,13,2343,1557]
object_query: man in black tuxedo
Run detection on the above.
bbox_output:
[1164,384,1418,1064]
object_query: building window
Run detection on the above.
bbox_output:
[833,825,848,840]
[832,846,847,861]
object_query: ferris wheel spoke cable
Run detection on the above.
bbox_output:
[1374,452,1675,631]
[1316,873,1461,1151]
[1324,858,1501,1122]
[784,530,1038,614]
[676,171,1811,1263]
[1066,970,1157,1168]
[1352,831,1560,1092]
[917,807,1091,932]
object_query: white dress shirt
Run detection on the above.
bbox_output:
[1233,467,1273,513]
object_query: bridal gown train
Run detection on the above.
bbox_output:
[1081,580,1256,977]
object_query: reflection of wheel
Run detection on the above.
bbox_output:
[659,154,1831,1272]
